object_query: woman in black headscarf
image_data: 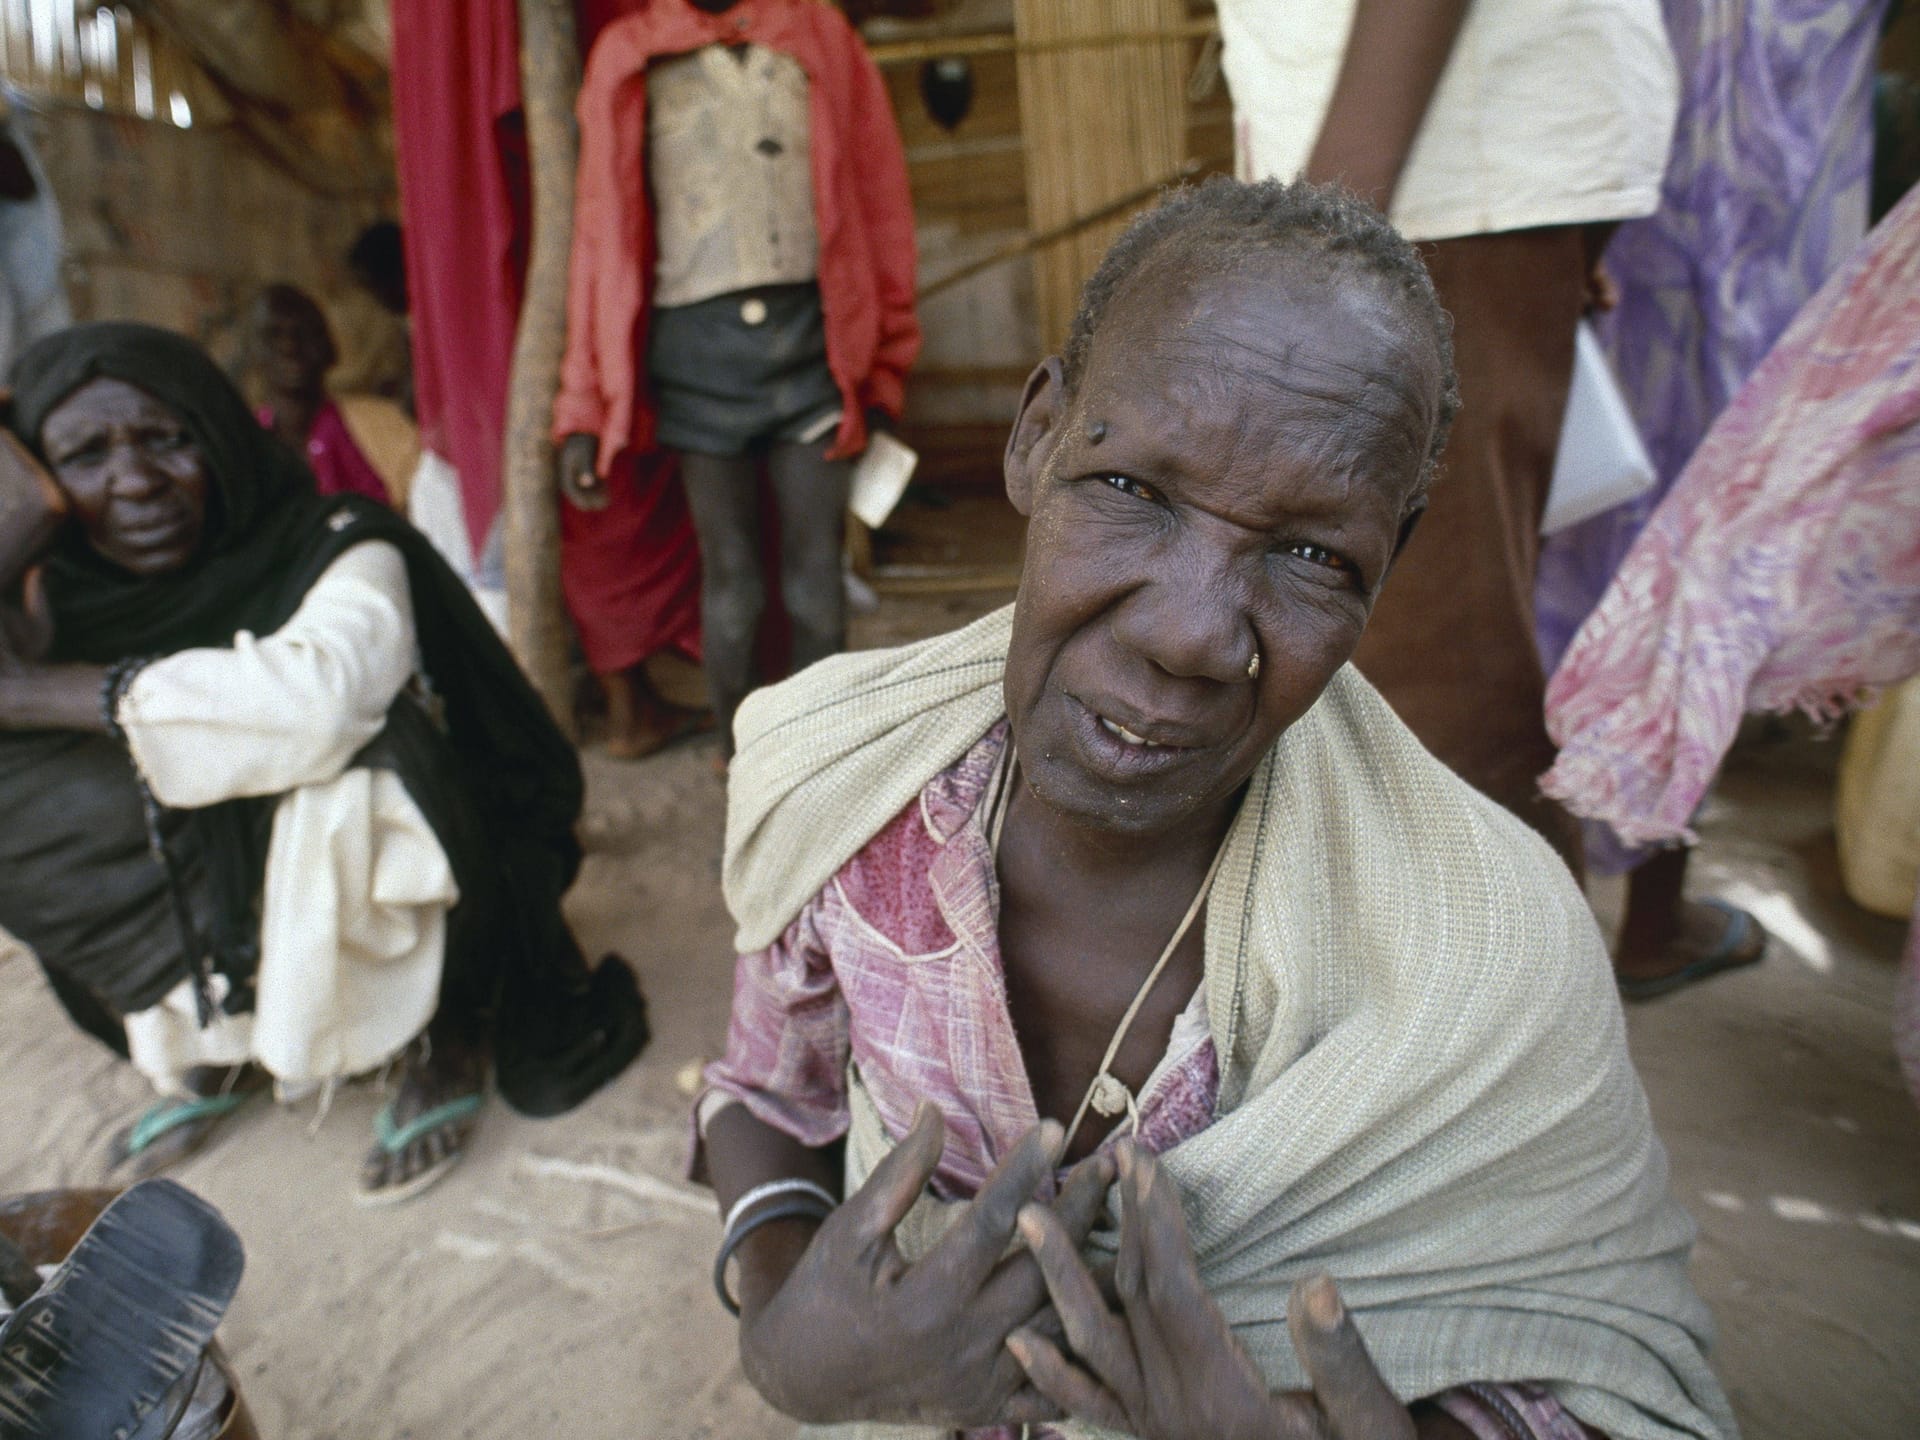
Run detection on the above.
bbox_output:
[0,323,648,1202]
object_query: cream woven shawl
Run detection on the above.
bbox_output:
[726,607,1736,1440]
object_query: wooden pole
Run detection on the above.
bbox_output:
[503,0,581,736]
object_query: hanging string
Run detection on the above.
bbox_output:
[985,743,1225,1157]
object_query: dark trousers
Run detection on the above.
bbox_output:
[1352,224,1592,873]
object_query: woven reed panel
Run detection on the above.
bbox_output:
[1012,0,1188,349]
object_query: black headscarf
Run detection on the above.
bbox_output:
[10,322,342,663]
[2,324,646,1116]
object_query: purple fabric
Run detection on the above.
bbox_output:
[1531,0,1884,872]
[1536,0,1884,672]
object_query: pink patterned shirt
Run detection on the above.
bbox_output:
[705,723,1592,1440]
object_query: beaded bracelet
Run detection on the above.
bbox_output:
[99,654,153,742]
[100,653,218,1026]
[712,1192,835,1317]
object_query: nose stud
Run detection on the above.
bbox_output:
[1246,650,1261,682]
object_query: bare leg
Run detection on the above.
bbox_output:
[680,451,765,759]
[1614,846,1766,992]
[767,438,853,672]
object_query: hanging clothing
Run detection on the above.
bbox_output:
[387,0,525,558]
[720,606,1734,1440]
[1542,185,1920,848]
[390,0,704,676]
[1534,0,1886,677]
[555,0,920,474]
[0,323,648,1116]
[0,103,71,375]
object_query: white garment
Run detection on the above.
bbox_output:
[116,541,456,1094]
[647,43,819,307]
[406,448,510,637]
[1217,0,1679,240]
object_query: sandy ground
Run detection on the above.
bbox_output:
[1,575,1915,1438]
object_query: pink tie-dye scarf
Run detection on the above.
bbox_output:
[1543,184,1920,848]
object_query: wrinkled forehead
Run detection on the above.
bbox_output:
[1076,255,1441,493]
[40,374,175,442]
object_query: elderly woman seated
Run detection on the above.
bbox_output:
[697,180,1735,1440]
[0,323,647,1203]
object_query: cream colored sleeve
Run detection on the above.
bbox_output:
[117,540,416,808]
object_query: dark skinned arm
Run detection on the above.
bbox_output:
[0,665,107,730]
[0,570,105,732]
[1301,0,1472,211]
[703,1099,844,1319]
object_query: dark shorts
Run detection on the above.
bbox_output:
[648,282,842,457]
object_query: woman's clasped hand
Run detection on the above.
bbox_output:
[0,567,53,671]
[737,1104,1113,1429]
[738,1112,1422,1438]
[1009,1140,1421,1440]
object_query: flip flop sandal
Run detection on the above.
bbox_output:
[354,1093,484,1207]
[107,1092,253,1177]
[1619,898,1768,1001]
[0,1178,244,1440]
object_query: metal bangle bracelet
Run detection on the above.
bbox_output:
[722,1178,840,1238]
[713,1194,835,1318]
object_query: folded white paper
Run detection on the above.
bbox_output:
[1542,321,1657,535]
[848,431,919,530]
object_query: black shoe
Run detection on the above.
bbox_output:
[0,1179,244,1440]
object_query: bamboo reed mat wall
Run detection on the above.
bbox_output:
[1012,0,1189,350]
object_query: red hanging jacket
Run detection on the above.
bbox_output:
[555,0,921,473]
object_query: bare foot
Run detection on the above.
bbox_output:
[358,1030,488,1203]
[600,665,712,759]
[605,704,711,759]
[1615,898,1767,999]
[107,1065,263,1180]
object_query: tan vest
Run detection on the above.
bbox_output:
[647,43,819,308]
